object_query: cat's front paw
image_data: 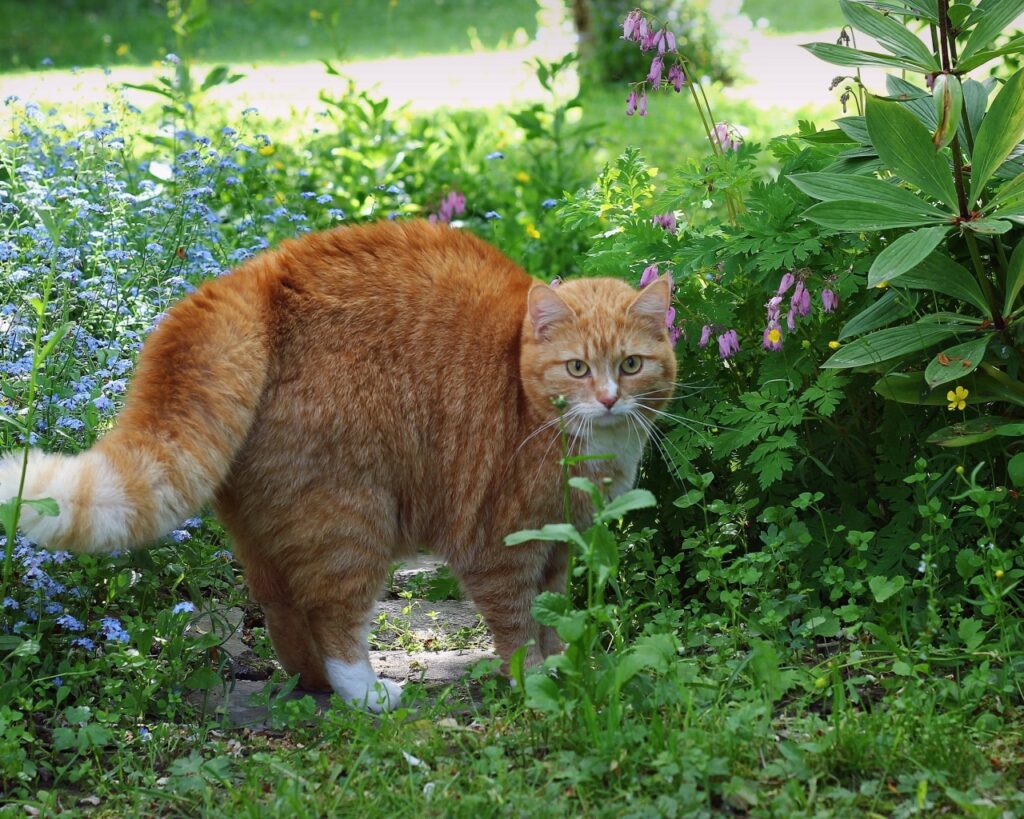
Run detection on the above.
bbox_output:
[324,658,403,713]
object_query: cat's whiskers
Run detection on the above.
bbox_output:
[629,410,686,483]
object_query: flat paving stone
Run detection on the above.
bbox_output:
[388,553,448,596]
[373,599,483,638]
[186,607,247,658]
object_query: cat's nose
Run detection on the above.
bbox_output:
[598,395,617,409]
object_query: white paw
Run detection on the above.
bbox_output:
[324,657,403,713]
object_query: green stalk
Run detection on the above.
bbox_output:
[980,363,1024,398]
[964,231,1003,326]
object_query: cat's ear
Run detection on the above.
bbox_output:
[628,274,672,332]
[528,284,574,340]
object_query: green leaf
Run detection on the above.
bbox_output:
[1006,241,1024,314]
[927,416,1018,447]
[957,35,1024,73]
[897,252,991,315]
[962,78,991,144]
[802,42,932,72]
[22,498,59,517]
[985,171,1024,213]
[822,322,960,368]
[932,74,963,150]
[866,96,959,207]
[596,489,655,523]
[958,617,985,651]
[868,226,949,286]
[924,335,992,387]
[184,666,221,690]
[836,115,870,144]
[875,371,1024,407]
[524,673,562,713]
[505,524,586,550]
[869,575,906,602]
[962,217,1011,234]
[554,610,587,643]
[788,172,946,218]
[802,200,947,231]
[1009,453,1024,486]
[969,69,1024,202]
[960,0,1024,62]
[36,322,74,366]
[839,0,938,69]
[839,290,918,340]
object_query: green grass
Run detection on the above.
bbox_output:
[740,0,845,33]
[0,0,540,72]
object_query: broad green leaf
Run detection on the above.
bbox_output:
[957,36,1024,73]
[868,226,949,286]
[26,296,44,317]
[822,322,960,368]
[969,69,1024,202]
[802,200,947,231]
[924,335,992,387]
[962,217,1012,234]
[839,290,918,340]
[22,498,59,517]
[866,96,959,207]
[897,251,990,315]
[927,416,1019,447]
[869,575,906,602]
[802,42,933,72]
[962,78,991,142]
[932,74,963,150]
[840,0,938,69]
[524,674,562,713]
[958,617,985,650]
[788,172,946,219]
[798,127,856,145]
[960,0,1024,62]
[1005,240,1024,314]
[505,524,586,550]
[1009,452,1024,486]
[985,171,1024,213]
[875,371,1024,407]
[596,488,655,523]
[835,115,870,144]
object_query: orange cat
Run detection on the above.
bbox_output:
[0,220,676,711]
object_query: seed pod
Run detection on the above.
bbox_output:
[932,73,963,151]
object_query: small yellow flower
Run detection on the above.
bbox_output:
[258,144,275,157]
[274,191,287,205]
[801,340,811,349]
[526,223,540,239]
[995,569,1005,579]
[828,340,841,350]
[116,43,130,57]
[767,327,782,344]
[946,385,969,410]
[814,676,828,689]
[515,171,530,183]
[647,167,659,177]
[309,9,323,20]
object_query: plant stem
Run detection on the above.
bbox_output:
[981,363,1024,397]
[964,231,1002,325]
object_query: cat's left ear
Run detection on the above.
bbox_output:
[628,274,672,332]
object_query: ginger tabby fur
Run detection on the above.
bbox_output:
[0,220,676,711]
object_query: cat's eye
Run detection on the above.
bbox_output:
[620,355,643,375]
[566,359,590,378]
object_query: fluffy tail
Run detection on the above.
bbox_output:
[0,265,272,552]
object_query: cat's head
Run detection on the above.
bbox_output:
[520,275,677,434]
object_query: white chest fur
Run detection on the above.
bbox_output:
[583,421,646,498]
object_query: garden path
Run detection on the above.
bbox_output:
[191,554,496,727]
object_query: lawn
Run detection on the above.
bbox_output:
[1,1,1023,816]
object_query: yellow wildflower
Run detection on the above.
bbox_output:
[259,144,275,157]
[828,340,841,350]
[526,223,540,239]
[995,569,1005,579]
[767,327,782,345]
[310,9,323,20]
[515,171,530,183]
[946,385,969,410]
[116,43,130,57]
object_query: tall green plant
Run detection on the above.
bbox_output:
[794,0,1024,459]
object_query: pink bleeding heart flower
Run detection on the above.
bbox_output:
[699,324,712,348]
[640,264,660,288]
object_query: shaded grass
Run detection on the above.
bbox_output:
[0,0,540,72]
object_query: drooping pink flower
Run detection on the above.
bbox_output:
[664,30,676,52]
[667,63,685,93]
[638,92,648,117]
[665,305,676,328]
[791,280,811,317]
[626,90,638,116]
[652,212,677,233]
[699,324,712,348]
[647,55,664,87]
[786,309,796,332]
[766,294,783,324]
[640,264,659,287]
[777,272,795,295]
[428,190,466,224]
[623,10,643,41]
[712,122,742,152]
[550,277,562,289]
[821,288,839,313]
[669,325,682,345]
[717,329,740,359]
[638,17,650,46]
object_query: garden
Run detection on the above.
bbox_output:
[1,0,1023,815]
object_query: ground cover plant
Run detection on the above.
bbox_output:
[1,1,1023,815]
